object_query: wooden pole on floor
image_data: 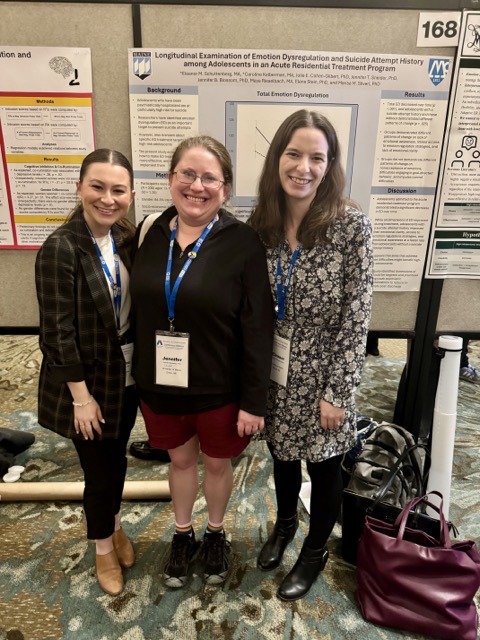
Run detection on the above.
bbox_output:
[0,480,170,501]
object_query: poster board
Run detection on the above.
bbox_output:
[0,1,133,327]
[0,46,95,249]
[128,46,452,295]
[426,11,480,280]
[0,2,460,330]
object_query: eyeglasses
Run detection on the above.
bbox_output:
[173,170,225,190]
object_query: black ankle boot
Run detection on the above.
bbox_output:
[277,543,329,601]
[257,515,298,571]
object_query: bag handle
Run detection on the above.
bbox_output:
[395,491,451,547]
[367,444,426,511]
[137,211,163,249]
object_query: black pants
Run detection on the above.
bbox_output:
[73,387,138,540]
[268,442,343,550]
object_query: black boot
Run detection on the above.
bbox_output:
[257,515,298,571]
[277,543,329,601]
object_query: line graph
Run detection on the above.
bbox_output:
[226,102,357,206]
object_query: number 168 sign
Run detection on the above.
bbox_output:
[417,12,461,48]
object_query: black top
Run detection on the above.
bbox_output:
[130,207,274,416]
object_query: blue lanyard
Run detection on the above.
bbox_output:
[276,243,301,321]
[165,215,218,332]
[84,220,122,332]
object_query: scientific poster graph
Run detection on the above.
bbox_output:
[225,102,357,206]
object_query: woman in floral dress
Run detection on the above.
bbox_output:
[249,109,373,601]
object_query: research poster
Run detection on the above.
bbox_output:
[128,47,452,292]
[427,11,480,279]
[0,47,94,248]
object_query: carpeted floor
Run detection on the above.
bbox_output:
[0,336,479,640]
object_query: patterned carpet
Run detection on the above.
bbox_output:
[0,336,479,640]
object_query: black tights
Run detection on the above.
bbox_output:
[73,386,137,540]
[268,443,343,550]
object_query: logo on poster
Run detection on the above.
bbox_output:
[133,52,152,80]
[467,23,480,54]
[428,58,449,86]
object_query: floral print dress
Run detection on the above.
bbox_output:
[264,207,373,462]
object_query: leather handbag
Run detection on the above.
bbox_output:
[356,492,480,640]
[342,486,448,565]
[342,443,429,564]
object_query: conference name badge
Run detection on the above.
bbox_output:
[270,333,291,387]
[155,330,189,388]
[121,343,135,386]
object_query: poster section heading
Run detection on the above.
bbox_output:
[129,48,452,293]
[0,47,94,249]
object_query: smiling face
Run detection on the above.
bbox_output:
[77,162,134,237]
[278,127,330,212]
[168,147,230,228]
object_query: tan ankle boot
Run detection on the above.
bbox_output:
[112,528,135,569]
[96,550,123,596]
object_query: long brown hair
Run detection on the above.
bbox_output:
[67,148,136,244]
[249,110,351,249]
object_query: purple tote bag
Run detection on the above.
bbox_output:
[356,492,480,640]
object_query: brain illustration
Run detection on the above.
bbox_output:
[49,56,74,79]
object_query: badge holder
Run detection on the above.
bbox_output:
[155,329,190,388]
[270,333,291,387]
[121,343,135,386]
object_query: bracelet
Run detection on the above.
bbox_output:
[72,395,93,407]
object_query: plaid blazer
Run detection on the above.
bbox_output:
[35,212,134,440]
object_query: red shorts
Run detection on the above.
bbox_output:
[140,401,250,459]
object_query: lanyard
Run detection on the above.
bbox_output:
[165,214,218,332]
[84,220,122,332]
[276,242,301,321]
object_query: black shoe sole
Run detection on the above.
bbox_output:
[277,585,315,602]
[258,563,279,572]
[129,447,171,462]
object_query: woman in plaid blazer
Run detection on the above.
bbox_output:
[35,149,138,597]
